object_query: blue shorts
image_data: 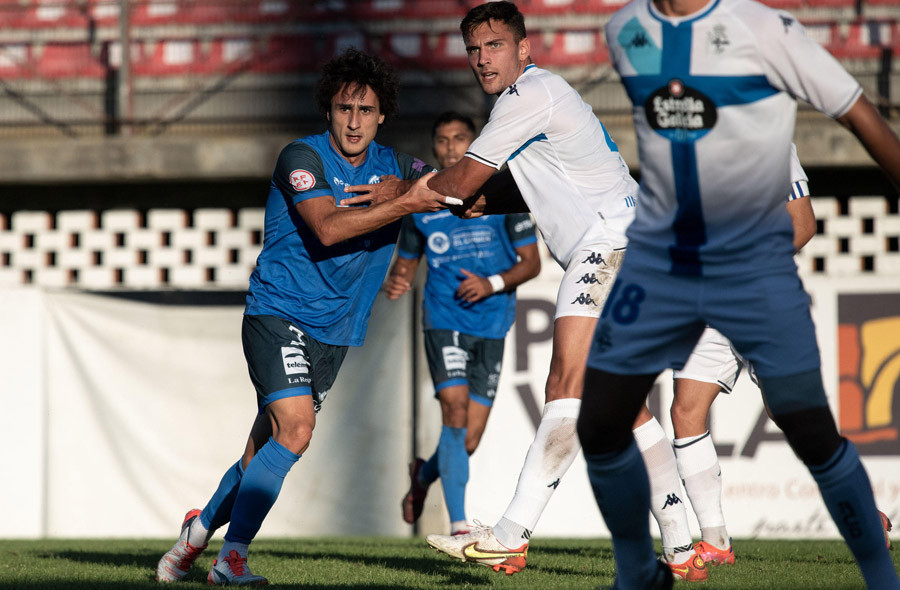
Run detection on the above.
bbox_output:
[242,314,348,412]
[587,261,820,379]
[423,329,504,407]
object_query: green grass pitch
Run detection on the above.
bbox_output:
[0,537,897,589]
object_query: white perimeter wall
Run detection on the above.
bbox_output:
[1,263,898,540]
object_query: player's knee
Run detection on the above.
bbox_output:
[276,422,314,456]
[771,406,842,466]
[440,399,468,428]
[669,400,707,437]
[578,368,652,454]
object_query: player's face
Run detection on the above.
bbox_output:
[432,120,475,169]
[465,19,530,96]
[326,83,385,165]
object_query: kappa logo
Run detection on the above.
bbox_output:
[661,493,682,509]
[547,478,560,489]
[571,292,598,306]
[507,84,519,96]
[289,169,315,191]
[779,15,794,33]
[582,252,606,265]
[576,273,601,285]
[626,31,652,49]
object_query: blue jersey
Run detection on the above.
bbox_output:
[245,131,433,346]
[605,0,860,278]
[397,212,537,340]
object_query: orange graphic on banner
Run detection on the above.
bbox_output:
[838,317,900,450]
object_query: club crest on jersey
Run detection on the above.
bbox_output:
[427,231,451,254]
[707,25,730,54]
[289,169,315,191]
[645,79,717,141]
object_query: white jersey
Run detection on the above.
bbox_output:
[465,64,639,268]
[605,0,860,277]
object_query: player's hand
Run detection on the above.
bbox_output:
[403,172,456,212]
[383,275,411,300]
[456,268,492,302]
[451,194,486,219]
[340,175,406,206]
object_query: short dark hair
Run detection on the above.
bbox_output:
[431,111,477,139]
[314,48,399,123]
[460,1,527,44]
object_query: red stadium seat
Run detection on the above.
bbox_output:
[421,31,469,69]
[0,44,31,80]
[806,0,855,8]
[355,0,405,19]
[36,43,105,78]
[756,0,803,9]
[402,0,471,19]
[520,0,578,15]
[176,1,239,25]
[531,30,609,67]
[831,20,890,59]
[250,34,318,73]
[131,0,179,26]
[803,20,840,49]
[132,39,198,76]
[574,0,631,14]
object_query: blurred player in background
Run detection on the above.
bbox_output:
[636,145,816,582]
[155,48,448,586]
[388,111,540,536]
[579,0,900,585]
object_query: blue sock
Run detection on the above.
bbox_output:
[585,440,659,590]
[200,460,244,533]
[420,452,439,487]
[810,440,900,589]
[437,426,468,524]
[224,437,300,544]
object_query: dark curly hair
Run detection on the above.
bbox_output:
[460,1,527,44]
[314,48,399,124]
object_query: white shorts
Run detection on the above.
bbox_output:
[672,326,746,393]
[555,248,625,320]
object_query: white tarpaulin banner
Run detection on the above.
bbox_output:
[2,266,898,540]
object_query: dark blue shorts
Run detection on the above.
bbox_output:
[423,329,505,407]
[242,314,347,412]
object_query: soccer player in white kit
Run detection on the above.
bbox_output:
[578,0,900,585]
[342,0,643,577]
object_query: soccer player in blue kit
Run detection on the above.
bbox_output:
[578,0,900,586]
[154,48,450,586]
[386,111,541,536]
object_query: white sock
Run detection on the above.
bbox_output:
[634,416,694,564]
[675,431,729,549]
[218,541,249,561]
[450,520,468,534]
[496,398,582,549]
[187,517,210,547]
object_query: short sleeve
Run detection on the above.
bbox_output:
[273,141,334,204]
[395,152,437,180]
[787,143,810,201]
[504,213,538,248]
[396,215,425,259]
[752,8,862,118]
[465,78,552,169]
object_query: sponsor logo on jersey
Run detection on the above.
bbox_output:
[421,210,453,224]
[707,25,730,54]
[428,231,451,254]
[281,346,310,375]
[645,79,717,139]
[837,292,900,454]
[289,169,315,191]
[514,218,534,233]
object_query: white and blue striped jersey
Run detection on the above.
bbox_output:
[464,64,638,269]
[605,0,860,277]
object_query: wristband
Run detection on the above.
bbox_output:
[488,274,505,293]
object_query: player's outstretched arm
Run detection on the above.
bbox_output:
[838,94,900,190]
[384,257,419,300]
[340,175,413,206]
[297,173,447,246]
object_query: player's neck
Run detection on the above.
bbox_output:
[652,0,709,17]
